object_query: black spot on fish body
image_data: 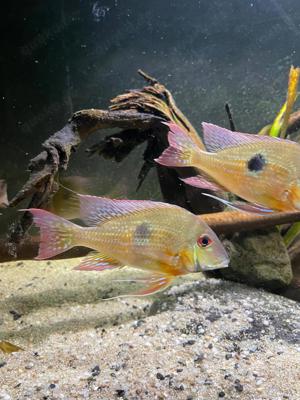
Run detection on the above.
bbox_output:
[247,153,266,172]
[134,222,152,246]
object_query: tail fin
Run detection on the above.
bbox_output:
[26,208,81,259]
[155,122,200,167]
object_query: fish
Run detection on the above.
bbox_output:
[155,122,300,213]
[26,194,229,296]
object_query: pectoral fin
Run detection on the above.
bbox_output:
[201,193,274,214]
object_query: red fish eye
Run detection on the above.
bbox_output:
[197,235,212,248]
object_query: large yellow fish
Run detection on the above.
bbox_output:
[27,195,228,296]
[156,122,300,213]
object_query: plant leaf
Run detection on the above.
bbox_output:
[0,341,24,354]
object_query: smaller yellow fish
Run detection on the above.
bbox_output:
[27,195,228,296]
[156,122,300,213]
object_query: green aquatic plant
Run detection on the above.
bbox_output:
[269,66,300,138]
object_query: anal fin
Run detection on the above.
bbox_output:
[201,193,274,214]
[133,275,173,296]
[181,175,226,191]
[74,251,123,271]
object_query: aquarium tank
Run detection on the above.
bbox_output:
[1,1,300,399]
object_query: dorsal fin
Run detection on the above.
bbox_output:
[78,194,173,226]
[202,122,289,152]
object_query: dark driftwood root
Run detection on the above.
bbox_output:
[7,70,223,256]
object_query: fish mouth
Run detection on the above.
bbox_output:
[201,259,229,271]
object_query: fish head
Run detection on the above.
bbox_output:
[190,224,229,272]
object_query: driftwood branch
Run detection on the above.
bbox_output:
[6,71,223,255]
[287,109,300,135]
[7,110,161,251]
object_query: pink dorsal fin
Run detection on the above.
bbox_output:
[74,252,123,271]
[202,122,285,152]
[78,194,172,226]
[155,122,199,168]
[180,175,226,191]
[162,121,204,149]
[162,122,195,149]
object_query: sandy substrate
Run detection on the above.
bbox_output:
[0,259,299,399]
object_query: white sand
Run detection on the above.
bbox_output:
[0,259,299,399]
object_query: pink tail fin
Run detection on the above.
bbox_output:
[155,123,200,167]
[27,208,80,259]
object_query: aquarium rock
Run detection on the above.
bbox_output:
[216,228,293,290]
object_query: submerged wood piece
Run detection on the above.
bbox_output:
[287,109,300,135]
[7,71,222,255]
[7,110,160,252]
[10,111,160,209]
[110,70,205,150]
[202,210,300,234]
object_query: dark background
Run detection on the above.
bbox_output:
[1,0,300,226]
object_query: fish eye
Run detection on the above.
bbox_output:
[197,234,212,248]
